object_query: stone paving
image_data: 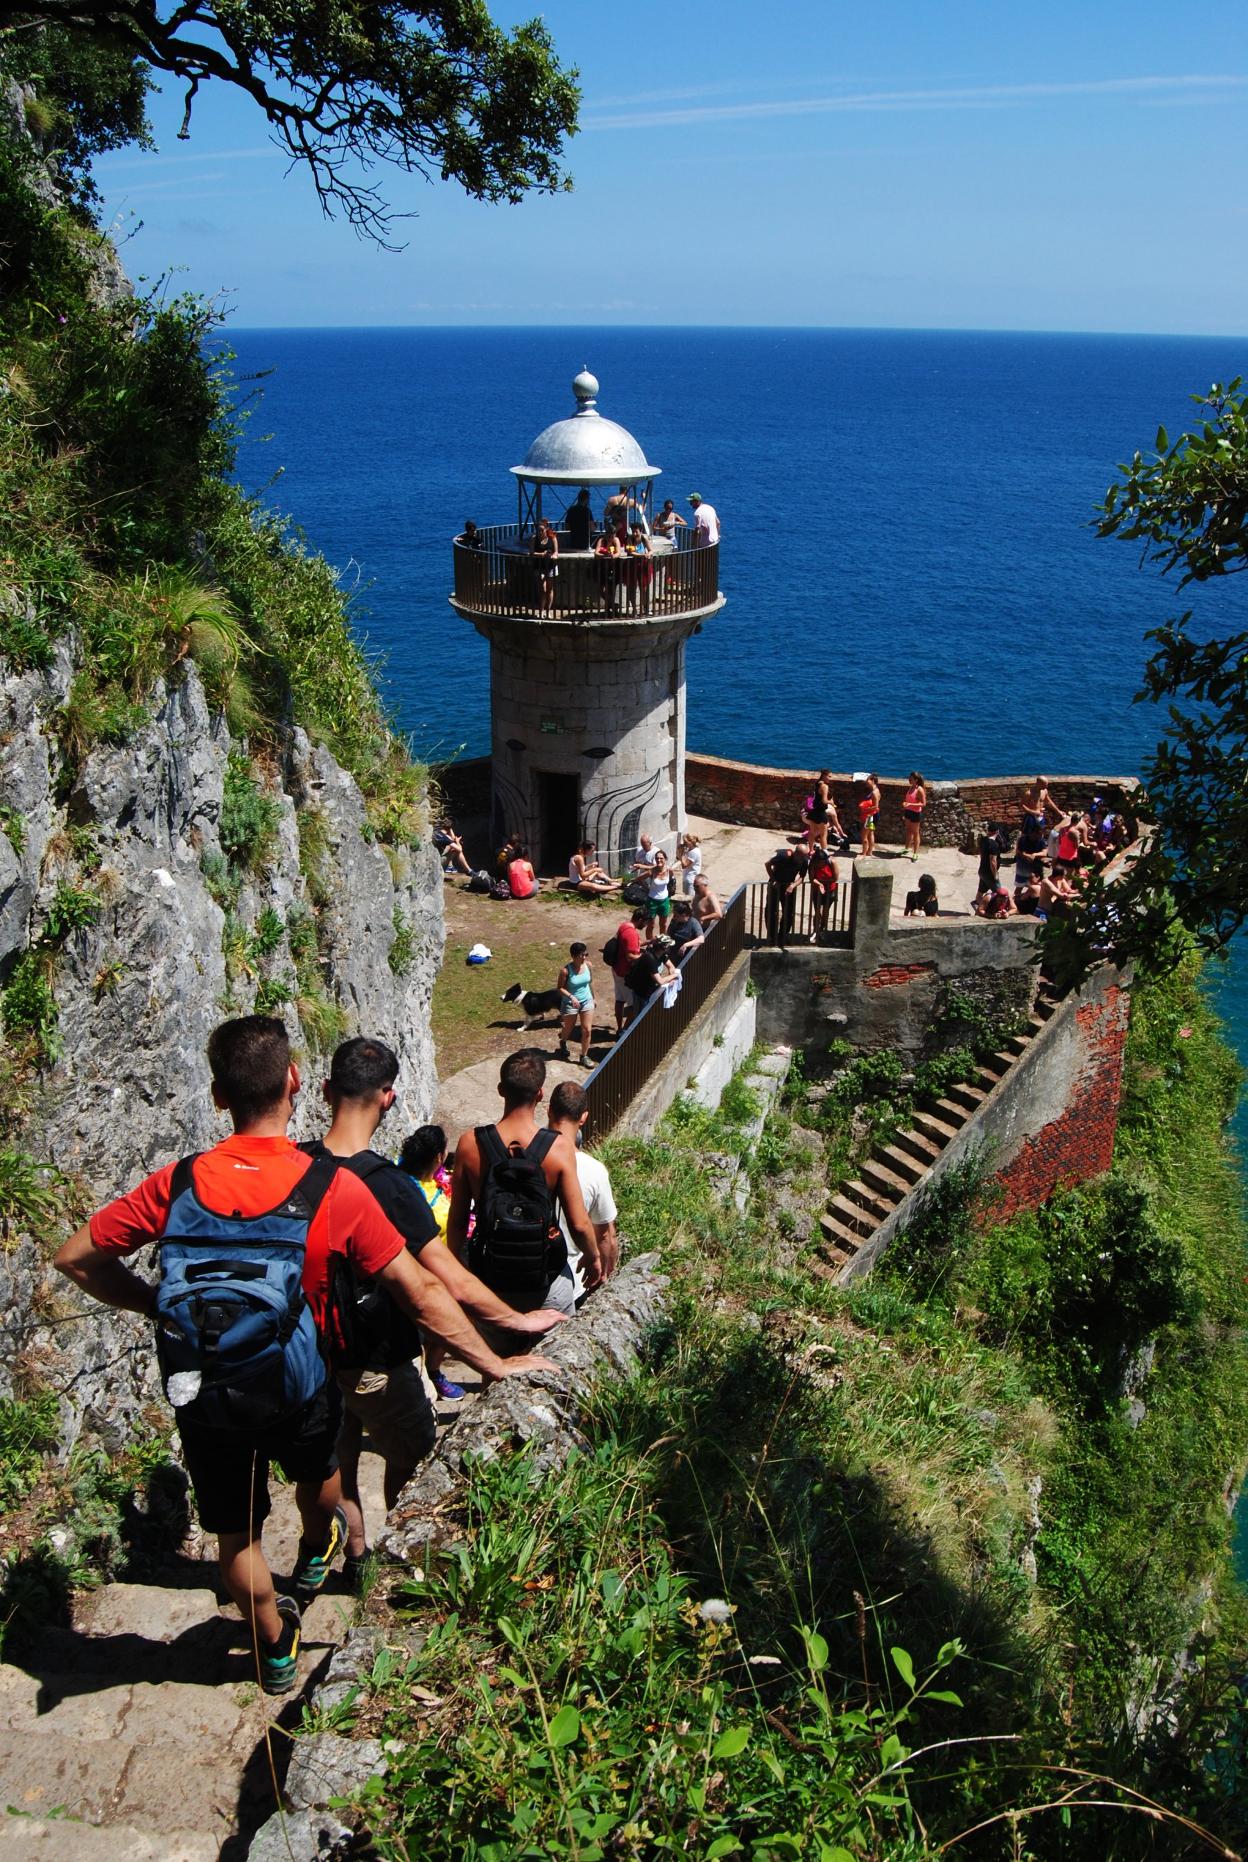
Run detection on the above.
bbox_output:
[0,1451,390,1858]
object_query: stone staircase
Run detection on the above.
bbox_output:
[0,1423,396,1858]
[817,991,1058,1273]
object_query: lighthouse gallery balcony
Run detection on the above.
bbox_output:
[451,523,723,625]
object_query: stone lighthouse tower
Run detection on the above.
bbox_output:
[449,369,725,874]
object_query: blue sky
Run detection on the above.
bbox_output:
[91,0,1248,332]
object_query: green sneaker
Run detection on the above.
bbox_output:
[260,1594,302,1696]
[292,1504,347,1596]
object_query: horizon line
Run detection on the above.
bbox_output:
[218,320,1248,343]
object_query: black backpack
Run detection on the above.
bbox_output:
[601,934,620,968]
[468,1126,564,1310]
[304,1148,423,1371]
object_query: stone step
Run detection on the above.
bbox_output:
[0,1725,262,1839]
[816,1212,859,1260]
[858,1155,912,1203]
[910,1110,961,1148]
[891,1127,942,1168]
[841,1179,895,1225]
[825,1193,878,1239]
[0,1819,217,1860]
[1003,1032,1029,1056]
[943,1082,987,1113]
[989,1050,1019,1073]
[877,1142,928,1186]
[932,1097,971,1129]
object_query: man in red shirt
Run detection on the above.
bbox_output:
[55,1016,556,1695]
[610,907,645,1033]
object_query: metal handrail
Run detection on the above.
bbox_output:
[583,886,747,1141]
[745,872,854,947]
[451,526,721,623]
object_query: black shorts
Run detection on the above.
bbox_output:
[176,1382,343,1536]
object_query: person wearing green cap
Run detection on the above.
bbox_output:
[687,492,720,547]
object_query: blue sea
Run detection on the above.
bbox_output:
[229,324,1248,1559]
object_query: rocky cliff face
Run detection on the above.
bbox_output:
[0,645,444,1449]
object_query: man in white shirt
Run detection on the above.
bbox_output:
[548,1080,619,1297]
[687,492,720,547]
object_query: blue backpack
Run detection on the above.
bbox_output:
[154,1154,338,1429]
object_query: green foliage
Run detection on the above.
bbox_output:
[0,806,26,855]
[218,752,280,875]
[0,1145,66,1246]
[253,973,294,1017]
[0,1391,59,1512]
[199,849,241,915]
[251,904,284,958]
[1,949,59,1065]
[880,1156,993,1302]
[1051,379,1248,977]
[296,805,333,906]
[57,672,147,761]
[3,1,579,247]
[42,880,99,941]
[0,21,153,209]
[388,905,416,975]
[373,1442,953,1860]
[295,986,347,1054]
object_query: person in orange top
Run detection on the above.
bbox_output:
[55,1015,555,1696]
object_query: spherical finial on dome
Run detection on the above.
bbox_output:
[572,369,599,408]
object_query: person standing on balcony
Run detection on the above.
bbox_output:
[595,526,623,612]
[625,523,653,615]
[604,485,631,537]
[687,492,720,546]
[566,488,593,551]
[653,498,687,540]
[902,772,927,862]
[531,517,559,614]
[644,849,673,940]
[693,874,723,930]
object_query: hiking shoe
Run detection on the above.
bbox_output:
[292,1505,347,1596]
[433,1371,465,1401]
[260,1594,302,1696]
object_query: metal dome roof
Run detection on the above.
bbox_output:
[511,370,661,486]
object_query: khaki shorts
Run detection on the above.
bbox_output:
[335,1361,437,1469]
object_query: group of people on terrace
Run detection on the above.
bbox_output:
[759,771,1132,947]
[458,490,721,618]
[972,779,1130,920]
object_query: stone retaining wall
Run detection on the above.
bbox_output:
[685,754,1142,851]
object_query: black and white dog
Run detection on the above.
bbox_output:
[500,981,564,1028]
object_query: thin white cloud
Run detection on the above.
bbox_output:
[583,73,1248,132]
[99,145,279,172]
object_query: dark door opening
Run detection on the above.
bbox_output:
[536,771,580,875]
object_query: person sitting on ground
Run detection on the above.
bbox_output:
[565,488,594,551]
[807,843,839,938]
[668,896,706,956]
[1013,861,1045,915]
[53,1016,557,1695]
[1044,811,1071,866]
[1037,860,1077,919]
[433,819,472,876]
[608,908,645,1033]
[548,1080,619,1298]
[530,516,559,614]
[568,840,620,895]
[495,832,520,876]
[448,1053,600,1321]
[765,844,808,951]
[1055,812,1087,868]
[557,941,596,1069]
[310,1040,565,1578]
[693,873,723,930]
[975,881,1015,918]
[904,871,939,917]
[507,843,538,900]
[677,831,702,897]
[460,520,484,550]
[644,848,673,939]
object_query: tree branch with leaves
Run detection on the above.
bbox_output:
[1,1,580,243]
[1042,380,1248,985]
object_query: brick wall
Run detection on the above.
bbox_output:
[992,983,1131,1219]
[685,754,1141,852]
